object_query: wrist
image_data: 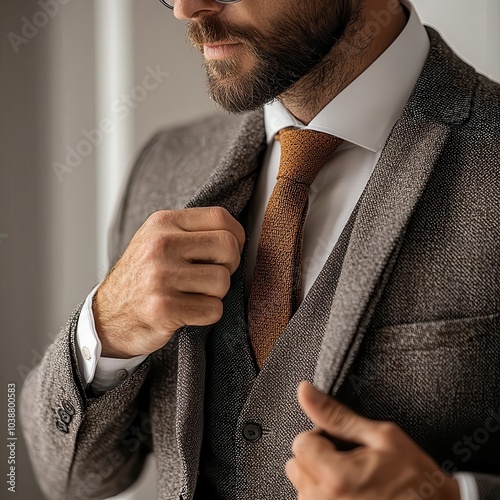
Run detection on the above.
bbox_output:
[92,288,132,358]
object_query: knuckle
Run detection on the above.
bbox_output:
[214,266,231,296]
[146,232,178,259]
[217,230,239,255]
[378,421,400,443]
[172,296,196,326]
[209,206,230,226]
[146,209,172,227]
[145,236,164,257]
[206,298,224,323]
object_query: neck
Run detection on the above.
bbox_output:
[280,0,409,125]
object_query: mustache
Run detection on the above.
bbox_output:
[187,17,263,48]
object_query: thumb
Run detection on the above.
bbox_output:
[298,380,381,448]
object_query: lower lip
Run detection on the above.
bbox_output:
[203,43,242,60]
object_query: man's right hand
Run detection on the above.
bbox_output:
[93,206,246,358]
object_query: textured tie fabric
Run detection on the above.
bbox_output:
[248,128,343,369]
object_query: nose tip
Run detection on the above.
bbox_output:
[173,0,224,20]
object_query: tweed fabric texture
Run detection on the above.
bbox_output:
[194,200,360,499]
[19,301,154,500]
[248,129,343,368]
[19,27,500,500]
[193,206,257,499]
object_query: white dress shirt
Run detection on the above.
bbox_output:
[75,2,478,497]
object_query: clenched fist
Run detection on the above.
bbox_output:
[93,206,245,358]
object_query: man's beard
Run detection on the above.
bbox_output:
[188,1,354,114]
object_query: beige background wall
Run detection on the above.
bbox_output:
[0,1,498,499]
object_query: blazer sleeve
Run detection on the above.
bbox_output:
[20,304,152,500]
[474,473,500,500]
[18,131,168,500]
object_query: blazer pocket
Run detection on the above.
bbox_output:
[348,312,500,461]
[365,312,499,352]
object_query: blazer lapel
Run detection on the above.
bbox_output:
[314,26,476,395]
[314,112,450,394]
[176,110,265,498]
[183,110,266,217]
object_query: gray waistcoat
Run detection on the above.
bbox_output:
[194,199,361,499]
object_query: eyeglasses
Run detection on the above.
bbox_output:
[159,0,241,9]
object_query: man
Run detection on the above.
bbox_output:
[20,0,500,499]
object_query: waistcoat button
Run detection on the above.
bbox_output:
[242,423,262,442]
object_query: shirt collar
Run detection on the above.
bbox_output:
[263,0,430,152]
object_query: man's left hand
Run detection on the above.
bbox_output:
[286,381,460,500]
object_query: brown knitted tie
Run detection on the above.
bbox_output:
[248,128,343,369]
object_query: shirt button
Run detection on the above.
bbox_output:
[242,423,262,442]
[115,369,128,382]
[82,346,91,360]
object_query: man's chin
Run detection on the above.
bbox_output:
[207,82,267,114]
[204,56,284,113]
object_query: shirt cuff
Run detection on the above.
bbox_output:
[454,472,480,500]
[75,284,102,386]
[75,284,148,393]
[92,354,148,394]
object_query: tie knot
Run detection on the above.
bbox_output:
[276,128,343,186]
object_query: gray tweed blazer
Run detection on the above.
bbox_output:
[20,27,500,500]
